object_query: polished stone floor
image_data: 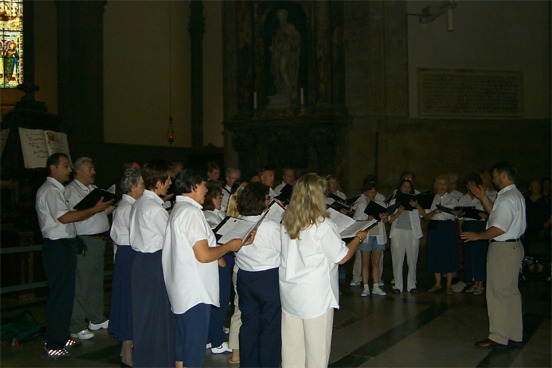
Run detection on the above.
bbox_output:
[1,259,550,368]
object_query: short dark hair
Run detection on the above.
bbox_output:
[237,182,269,216]
[491,161,517,181]
[395,179,414,194]
[259,166,275,175]
[46,152,69,170]
[142,159,171,190]
[203,184,222,211]
[362,182,377,192]
[207,161,220,172]
[174,169,205,194]
[464,173,483,187]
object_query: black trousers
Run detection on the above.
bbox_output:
[42,238,77,349]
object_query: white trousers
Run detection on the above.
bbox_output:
[390,228,420,292]
[281,309,334,368]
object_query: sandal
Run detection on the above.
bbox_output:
[428,285,442,293]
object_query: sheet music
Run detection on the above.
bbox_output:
[18,128,71,169]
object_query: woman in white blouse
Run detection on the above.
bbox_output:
[162,170,253,368]
[236,182,282,367]
[388,179,426,294]
[423,174,461,295]
[279,173,368,368]
[352,182,388,296]
[108,169,144,367]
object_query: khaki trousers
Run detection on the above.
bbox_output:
[228,270,242,350]
[281,309,334,368]
[486,241,524,344]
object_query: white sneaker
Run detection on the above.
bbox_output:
[349,280,361,287]
[211,341,232,354]
[70,329,95,340]
[372,286,387,296]
[206,343,212,349]
[360,288,370,297]
[465,284,477,293]
[378,280,384,287]
[88,320,109,331]
[452,281,466,293]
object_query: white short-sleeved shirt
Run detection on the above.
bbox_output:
[129,189,169,253]
[457,194,485,222]
[279,217,348,319]
[203,209,226,229]
[236,214,281,272]
[35,177,76,240]
[429,193,458,221]
[221,185,232,211]
[487,184,526,241]
[352,194,387,245]
[65,179,110,235]
[162,196,219,314]
[110,194,135,246]
[388,198,423,239]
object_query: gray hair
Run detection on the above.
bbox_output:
[225,167,240,177]
[120,168,142,194]
[73,157,93,171]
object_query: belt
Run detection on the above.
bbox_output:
[82,232,109,240]
[490,238,520,243]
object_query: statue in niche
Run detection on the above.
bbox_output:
[267,9,301,109]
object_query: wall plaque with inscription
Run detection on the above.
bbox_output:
[418,69,522,118]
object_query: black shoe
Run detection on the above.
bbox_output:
[409,288,418,294]
[508,340,523,348]
[393,289,401,294]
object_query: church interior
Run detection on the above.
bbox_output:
[0,1,550,367]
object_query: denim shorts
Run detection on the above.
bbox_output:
[358,236,385,251]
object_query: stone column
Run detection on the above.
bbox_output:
[189,0,205,148]
[56,0,106,144]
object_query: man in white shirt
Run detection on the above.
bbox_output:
[65,157,114,340]
[274,167,295,195]
[461,162,526,349]
[36,153,112,359]
[260,167,277,200]
[221,167,241,211]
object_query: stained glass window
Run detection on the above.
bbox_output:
[0,0,23,88]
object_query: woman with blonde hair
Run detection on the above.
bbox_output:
[279,173,368,367]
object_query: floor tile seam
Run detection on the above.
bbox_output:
[329,303,450,367]
[475,312,546,368]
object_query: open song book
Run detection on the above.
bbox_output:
[327,208,378,239]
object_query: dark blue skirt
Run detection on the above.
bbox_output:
[461,221,488,281]
[131,250,175,367]
[427,220,459,273]
[108,245,136,341]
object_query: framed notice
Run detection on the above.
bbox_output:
[418,68,522,118]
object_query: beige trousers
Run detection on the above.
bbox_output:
[486,241,524,344]
[228,270,242,350]
[281,309,334,368]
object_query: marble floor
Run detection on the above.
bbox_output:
[1,263,550,368]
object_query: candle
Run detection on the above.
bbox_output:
[300,88,304,106]
[253,92,257,110]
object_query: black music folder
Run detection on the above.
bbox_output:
[363,201,389,221]
[73,187,116,210]
[396,191,434,210]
